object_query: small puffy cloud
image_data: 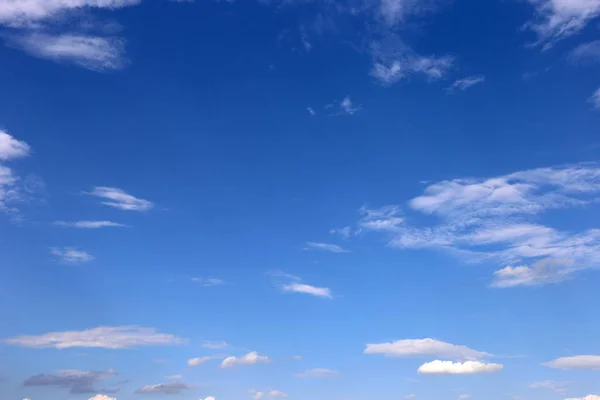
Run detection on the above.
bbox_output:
[544,355,600,370]
[0,130,30,161]
[565,396,600,400]
[24,369,117,394]
[490,258,575,288]
[3,326,184,349]
[192,278,226,287]
[188,356,215,367]
[89,395,117,400]
[54,221,126,229]
[447,75,485,93]
[281,283,332,298]
[202,340,229,349]
[296,368,340,378]
[267,390,287,398]
[50,247,94,264]
[305,242,349,253]
[135,381,194,394]
[84,186,153,211]
[418,360,503,374]
[569,40,600,65]
[364,338,491,360]
[221,352,270,368]
[7,34,127,72]
[327,97,361,116]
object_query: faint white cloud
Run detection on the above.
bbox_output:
[202,340,230,349]
[89,395,116,400]
[329,226,357,239]
[365,338,491,361]
[84,186,153,211]
[458,396,471,400]
[7,33,127,71]
[544,355,600,370]
[569,40,600,65]
[305,242,349,253]
[54,221,126,229]
[202,397,216,400]
[327,96,361,115]
[50,247,94,264]
[191,277,226,287]
[524,0,600,49]
[405,395,417,399]
[220,351,270,368]
[0,130,32,215]
[296,368,340,378]
[281,282,332,298]
[3,326,185,349]
[359,205,404,231]
[589,87,600,109]
[565,396,600,400]
[491,258,576,287]
[530,380,568,394]
[250,389,287,400]
[166,375,183,380]
[292,355,303,360]
[307,106,316,116]
[135,381,194,394]
[417,360,503,374]
[377,0,442,26]
[447,75,485,93]
[188,356,217,367]
[0,130,30,161]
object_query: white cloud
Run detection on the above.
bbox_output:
[7,33,127,71]
[192,277,226,287]
[89,395,117,400]
[84,186,153,211]
[307,106,316,116]
[458,395,471,400]
[202,397,216,400]
[329,226,356,239]
[0,130,30,161]
[266,390,287,398]
[524,0,600,49]
[281,282,332,298]
[530,380,568,393]
[590,87,600,109]
[188,356,216,367]
[569,40,600,65]
[327,96,361,115]
[305,242,349,253]
[491,258,575,287]
[0,0,140,27]
[135,382,194,394]
[405,395,417,399]
[50,247,94,264]
[296,368,340,378]
[544,355,600,370]
[166,375,183,380]
[418,360,503,374]
[447,75,485,93]
[3,326,185,349]
[565,396,600,400]
[220,351,270,368]
[250,390,286,399]
[252,392,265,400]
[364,338,491,361]
[359,205,404,231]
[54,220,126,229]
[202,340,230,349]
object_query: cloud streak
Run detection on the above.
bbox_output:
[84,186,153,211]
[417,360,503,374]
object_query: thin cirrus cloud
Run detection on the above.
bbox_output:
[3,326,185,349]
[364,338,492,361]
[447,75,485,93]
[341,163,600,288]
[305,242,349,253]
[191,277,226,287]
[543,355,600,370]
[524,0,600,49]
[50,247,94,264]
[417,360,504,374]
[281,282,333,299]
[84,186,153,211]
[54,221,126,229]
[23,369,117,394]
[202,340,230,349]
[530,380,568,393]
[327,96,362,116]
[589,87,600,109]
[0,130,31,214]
[565,396,600,400]
[187,356,219,367]
[295,368,340,378]
[569,40,600,65]
[134,381,194,394]
[220,351,270,368]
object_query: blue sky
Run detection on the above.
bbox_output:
[1,0,600,400]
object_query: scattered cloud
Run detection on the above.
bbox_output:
[458,395,471,400]
[590,87,600,109]
[191,277,226,287]
[250,389,287,399]
[166,375,182,380]
[54,221,126,229]
[135,381,194,394]
[524,0,600,49]
[188,356,217,367]
[84,186,153,211]
[202,397,216,400]
[306,106,316,116]
[89,395,116,400]
[7,33,127,72]
[292,355,303,360]
[569,40,600,65]
[417,360,504,374]
[202,340,230,349]
[327,96,361,115]
[364,338,491,361]
[491,258,575,288]
[530,380,568,394]
[565,396,600,400]
[220,351,270,368]
[329,226,357,239]
[0,130,32,215]
[543,355,600,370]
[281,282,332,298]
[0,130,30,161]
[50,247,94,264]
[447,75,485,93]
[305,242,349,253]
[296,368,340,378]
[24,369,117,394]
[3,326,185,349]
[405,395,417,399]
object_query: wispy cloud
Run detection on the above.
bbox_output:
[530,380,569,394]
[84,186,153,211]
[296,368,340,378]
[191,277,226,286]
[543,355,600,370]
[202,340,230,349]
[589,87,600,109]
[364,338,491,361]
[569,40,600,65]
[3,326,185,349]
[135,381,194,394]
[188,356,219,367]
[50,247,94,264]
[327,96,361,115]
[305,242,349,253]
[417,360,503,374]
[0,130,30,161]
[220,351,270,368]
[250,389,288,399]
[54,221,126,229]
[281,282,333,298]
[23,369,117,394]
[565,396,600,400]
[524,0,600,49]
[306,106,316,116]
[447,75,485,93]
[0,130,32,215]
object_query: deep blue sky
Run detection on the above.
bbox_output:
[1,1,600,400]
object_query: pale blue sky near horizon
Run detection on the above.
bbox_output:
[1,1,600,400]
